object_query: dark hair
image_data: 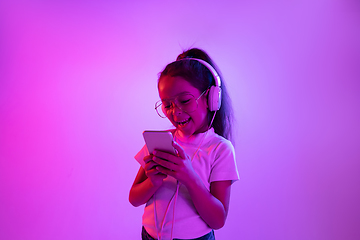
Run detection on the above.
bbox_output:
[158,48,235,142]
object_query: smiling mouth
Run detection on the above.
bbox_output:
[176,118,190,126]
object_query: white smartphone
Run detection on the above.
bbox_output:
[143,130,176,155]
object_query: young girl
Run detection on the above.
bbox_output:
[129,48,239,240]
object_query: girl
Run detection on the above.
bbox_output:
[129,48,239,240]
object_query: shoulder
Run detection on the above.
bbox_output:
[202,130,236,164]
[207,131,235,153]
[207,132,239,182]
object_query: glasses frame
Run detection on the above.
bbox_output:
[155,89,208,118]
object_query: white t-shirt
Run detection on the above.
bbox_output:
[135,128,239,239]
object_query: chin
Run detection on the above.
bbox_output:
[176,128,194,137]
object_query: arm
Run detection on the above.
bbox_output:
[153,143,232,229]
[129,155,167,207]
[186,179,232,229]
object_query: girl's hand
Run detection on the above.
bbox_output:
[143,154,167,188]
[152,142,197,186]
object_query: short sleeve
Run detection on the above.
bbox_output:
[134,144,149,169]
[209,140,239,183]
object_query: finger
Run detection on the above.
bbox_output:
[144,154,153,164]
[172,141,186,159]
[153,150,178,164]
[146,168,162,177]
[156,166,175,177]
[153,156,176,171]
[144,161,158,171]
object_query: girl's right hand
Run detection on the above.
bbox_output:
[143,154,167,188]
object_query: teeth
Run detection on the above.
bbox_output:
[177,118,189,125]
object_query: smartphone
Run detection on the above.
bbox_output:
[143,130,176,155]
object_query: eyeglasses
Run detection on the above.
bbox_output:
[155,90,207,118]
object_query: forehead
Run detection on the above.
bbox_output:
[158,76,201,100]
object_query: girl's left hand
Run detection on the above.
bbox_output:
[152,142,197,186]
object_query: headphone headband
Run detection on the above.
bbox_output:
[178,58,221,87]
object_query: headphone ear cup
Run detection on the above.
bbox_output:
[208,86,222,111]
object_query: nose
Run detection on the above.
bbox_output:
[169,102,183,116]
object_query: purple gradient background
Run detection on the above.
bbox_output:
[1,0,359,239]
